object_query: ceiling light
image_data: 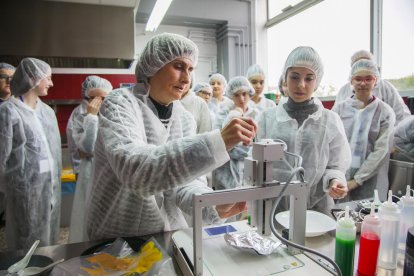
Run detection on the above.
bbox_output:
[145,0,173,32]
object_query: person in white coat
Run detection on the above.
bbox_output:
[0,58,61,250]
[67,76,113,243]
[257,46,351,214]
[246,64,276,111]
[332,59,395,201]
[85,33,257,240]
[334,50,410,124]
[213,76,260,191]
[180,82,212,134]
[208,73,233,126]
[394,115,414,162]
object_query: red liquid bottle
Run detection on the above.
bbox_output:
[357,203,381,276]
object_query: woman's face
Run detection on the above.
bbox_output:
[286,67,317,103]
[249,75,264,96]
[148,57,193,105]
[33,75,53,96]
[210,79,224,98]
[232,90,250,112]
[197,90,211,103]
[351,73,376,99]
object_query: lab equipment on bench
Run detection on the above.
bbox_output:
[172,140,340,275]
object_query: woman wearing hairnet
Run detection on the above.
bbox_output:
[246,64,276,111]
[334,49,410,125]
[257,46,351,214]
[332,59,396,201]
[66,76,113,243]
[0,58,61,250]
[180,78,212,134]
[85,33,256,240]
[393,115,414,162]
[208,73,233,124]
[213,76,260,191]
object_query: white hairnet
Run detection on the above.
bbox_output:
[135,33,199,85]
[282,46,324,89]
[81,75,113,99]
[208,73,227,87]
[225,76,254,98]
[10,58,51,96]
[350,59,380,80]
[193,82,212,95]
[0,62,15,71]
[246,64,265,80]
[350,50,374,66]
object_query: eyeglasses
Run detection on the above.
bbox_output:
[0,74,12,83]
[352,76,376,84]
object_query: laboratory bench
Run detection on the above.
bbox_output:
[0,222,404,276]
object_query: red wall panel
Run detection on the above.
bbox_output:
[44,73,135,143]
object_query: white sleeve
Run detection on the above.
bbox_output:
[98,91,230,197]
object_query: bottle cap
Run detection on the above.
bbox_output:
[380,190,399,212]
[338,206,355,228]
[400,185,414,207]
[363,203,380,226]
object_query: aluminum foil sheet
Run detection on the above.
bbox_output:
[224,231,282,255]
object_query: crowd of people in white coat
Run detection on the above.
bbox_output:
[0,33,413,250]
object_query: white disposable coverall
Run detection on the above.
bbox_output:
[257,98,351,214]
[394,115,414,162]
[250,96,276,112]
[0,98,61,250]
[332,97,396,201]
[67,101,99,243]
[180,92,212,134]
[213,104,260,191]
[85,89,229,240]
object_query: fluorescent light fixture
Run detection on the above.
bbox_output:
[145,0,173,32]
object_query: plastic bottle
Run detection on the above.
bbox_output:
[399,186,414,252]
[335,206,356,276]
[378,190,401,269]
[357,203,381,276]
[404,227,414,276]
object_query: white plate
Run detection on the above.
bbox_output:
[275,210,336,237]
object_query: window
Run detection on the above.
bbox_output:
[382,0,414,92]
[266,0,370,97]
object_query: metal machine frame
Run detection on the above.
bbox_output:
[189,141,308,275]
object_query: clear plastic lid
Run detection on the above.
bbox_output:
[380,190,400,213]
[363,203,381,226]
[338,206,356,228]
[400,185,414,207]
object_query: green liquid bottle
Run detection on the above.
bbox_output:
[335,206,356,276]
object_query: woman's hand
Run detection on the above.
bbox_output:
[221,117,257,150]
[347,179,359,192]
[87,97,103,115]
[328,179,348,199]
[215,202,247,218]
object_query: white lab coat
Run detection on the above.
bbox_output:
[0,98,61,250]
[394,115,414,162]
[333,97,396,201]
[85,89,229,240]
[257,98,351,214]
[250,96,276,112]
[180,92,212,134]
[213,104,261,191]
[334,80,410,125]
[67,101,99,243]
[66,101,87,174]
